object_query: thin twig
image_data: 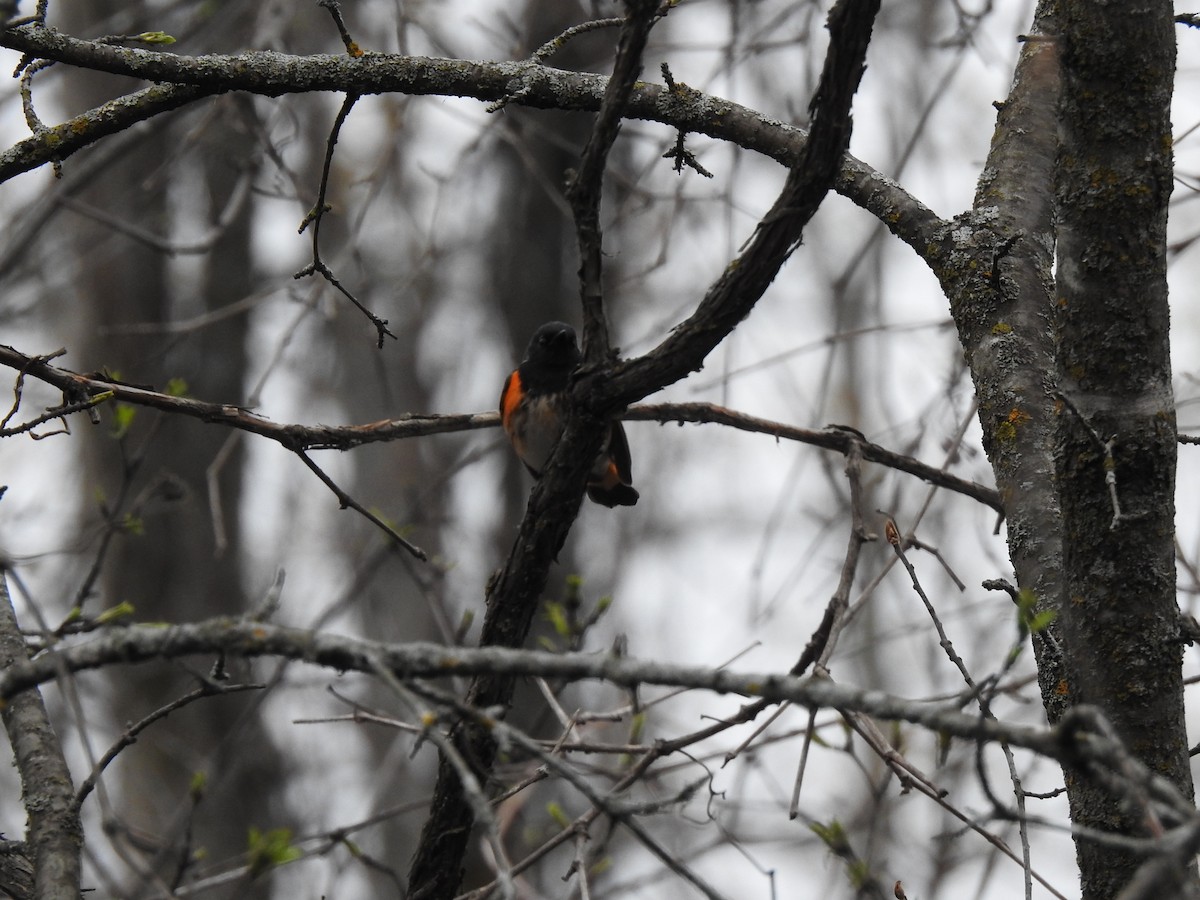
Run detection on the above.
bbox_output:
[318,0,365,57]
[295,450,426,560]
[74,682,264,812]
[1054,389,1124,528]
[294,92,395,347]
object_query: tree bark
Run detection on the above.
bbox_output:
[1053,2,1192,897]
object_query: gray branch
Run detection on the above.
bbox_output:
[0,24,946,259]
[0,616,1068,762]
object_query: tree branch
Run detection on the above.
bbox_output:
[0,615,1076,761]
[565,0,660,361]
[409,6,665,887]
[626,402,1002,512]
[587,0,881,412]
[0,24,945,262]
[935,0,1068,724]
[0,346,1001,518]
[0,80,217,182]
[0,613,1183,799]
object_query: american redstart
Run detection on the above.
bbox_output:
[500,322,638,507]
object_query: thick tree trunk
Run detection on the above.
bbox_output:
[1053,2,1193,897]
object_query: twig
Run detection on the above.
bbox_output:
[74,682,264,812]
[294,92,396,348]
[883,513,974,688]
[789,437,872,813]
[0,389,113,438]
[531,17,623,63]
[629,402,1002,511]
[413,681,732,900]
[295,450,426,560]
[660,63,714,178]
[1054,389,1124,529]
[885,515,1040,897]
[318,0,364,58]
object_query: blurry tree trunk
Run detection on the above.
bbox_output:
[62,5,292,893]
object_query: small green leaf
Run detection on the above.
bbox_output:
[545,802,571,828]
[588,856,612,877]
[848,859,871,889]
[1028,609,1057,633]
[111,403,136,439]
[544,602,570,638]
[189,771,207,801]
[136,31,176,44]
[1014,588,1056,637]
[121,514,144,535]
[95,601,135,624]
[809,819,847,846]
[165,377,189,397]
[246,827,301,877]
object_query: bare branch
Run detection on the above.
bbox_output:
[565,0,661,361]
[0,25,946,260]
[0,613,1186,813]
[294,92,396,347]
[626,402,1002,512]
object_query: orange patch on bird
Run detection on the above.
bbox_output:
[501,371,524,425]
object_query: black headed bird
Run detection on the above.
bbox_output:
[500,322,638,507]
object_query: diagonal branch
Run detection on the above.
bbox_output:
[407,1,879,894]
[625,402,1002,512]
[0,80,217,181]
[587,0,881,413]
[409,6,664,887]
[0,344,430,558]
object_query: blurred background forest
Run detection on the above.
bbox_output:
[2,0,1200,897]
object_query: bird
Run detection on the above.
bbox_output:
[499,322,639,507]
